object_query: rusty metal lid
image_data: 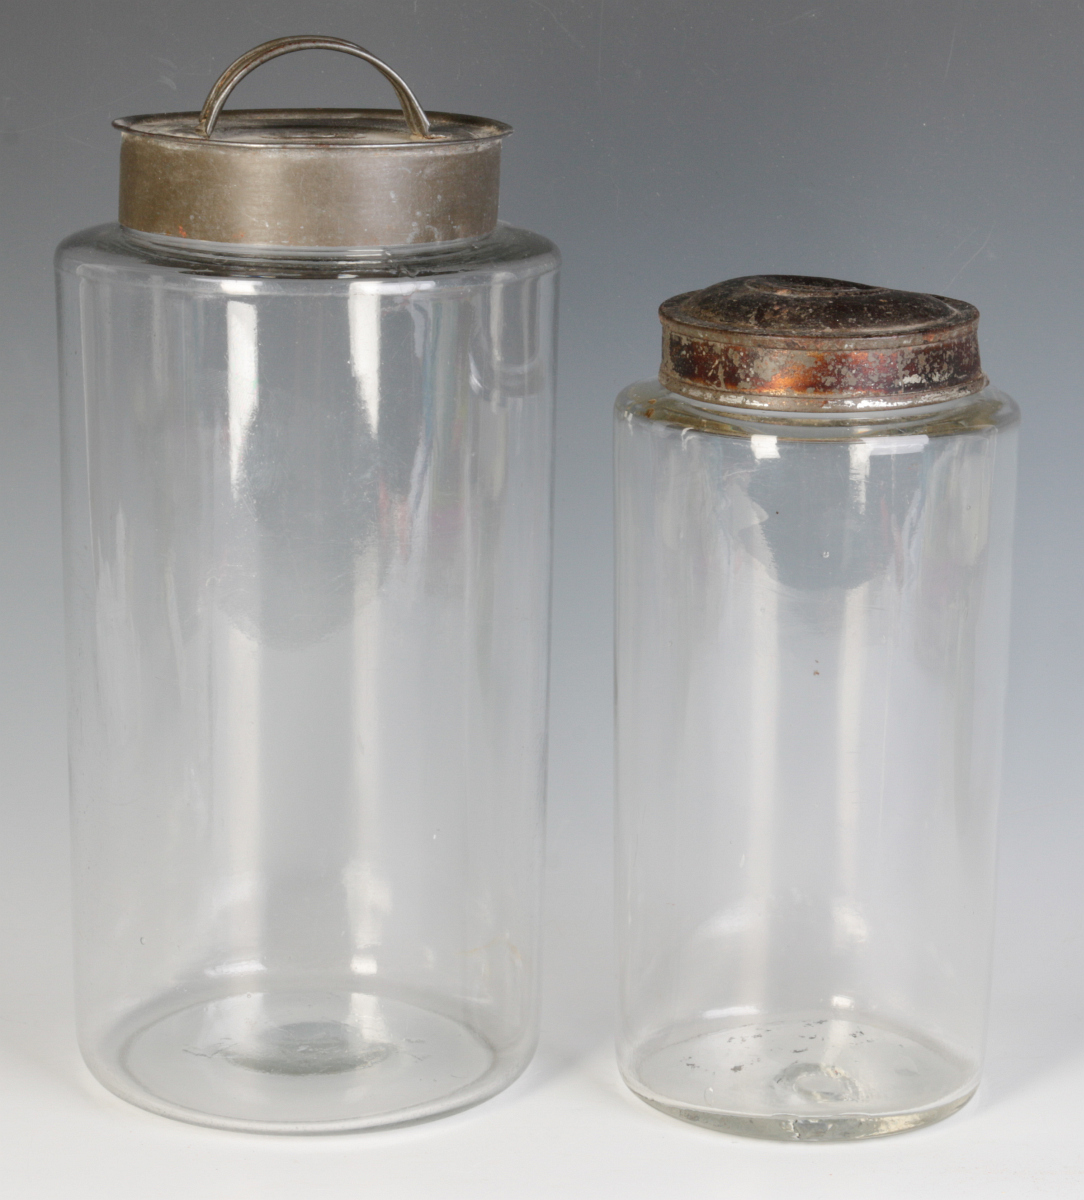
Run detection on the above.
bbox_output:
[659,275,987,411]
[115,36,510,248]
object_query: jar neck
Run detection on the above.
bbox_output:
[638,380,1014,440]
[115,223,504,280]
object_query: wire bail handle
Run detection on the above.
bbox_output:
[197,35,434,139]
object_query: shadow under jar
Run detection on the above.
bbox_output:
[614,275,1017,1141]
[56,38,558,1134]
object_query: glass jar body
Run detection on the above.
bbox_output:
[614,381,1018,1141]
[57,224,558,1133]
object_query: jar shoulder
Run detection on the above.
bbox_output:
[616,379,1019,441]
[56,222,559,285]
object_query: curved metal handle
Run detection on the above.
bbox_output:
[198,35,433,139]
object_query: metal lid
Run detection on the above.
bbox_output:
[659,275,987,411]
[115,36,510,248]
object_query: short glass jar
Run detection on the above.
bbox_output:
[614,276,1018,1140]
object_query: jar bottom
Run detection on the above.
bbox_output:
[85,987,518,1133]
[623,1012,977,1142]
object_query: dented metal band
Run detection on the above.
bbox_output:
[659,275,987,412]
[117,114,505,247]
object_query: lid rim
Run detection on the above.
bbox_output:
[658,368,990,412]
[113,109,512,149]
[659,313,979,353]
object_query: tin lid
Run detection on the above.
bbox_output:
[659,275,987,411]
[114,36,510,248]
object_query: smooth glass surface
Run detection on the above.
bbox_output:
[57,223,558,1132]
[614,381,1018,1140]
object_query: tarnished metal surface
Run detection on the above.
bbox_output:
[115,37,509,248]
[659,275,987,411]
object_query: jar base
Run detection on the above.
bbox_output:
[86,987,519,1133]
[623,1013,977,1142]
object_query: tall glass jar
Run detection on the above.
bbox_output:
[56,38,558,1133]
[615,276,1017,1140]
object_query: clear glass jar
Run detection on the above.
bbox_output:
[614,278,1018,1141]
[57,45,558,1131]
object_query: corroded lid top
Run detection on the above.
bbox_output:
[115,36,509,248]
[659,275,986,411]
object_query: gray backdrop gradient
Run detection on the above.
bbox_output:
[1,1,1081,1195]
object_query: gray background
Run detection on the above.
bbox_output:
[1,1,1081,1195]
